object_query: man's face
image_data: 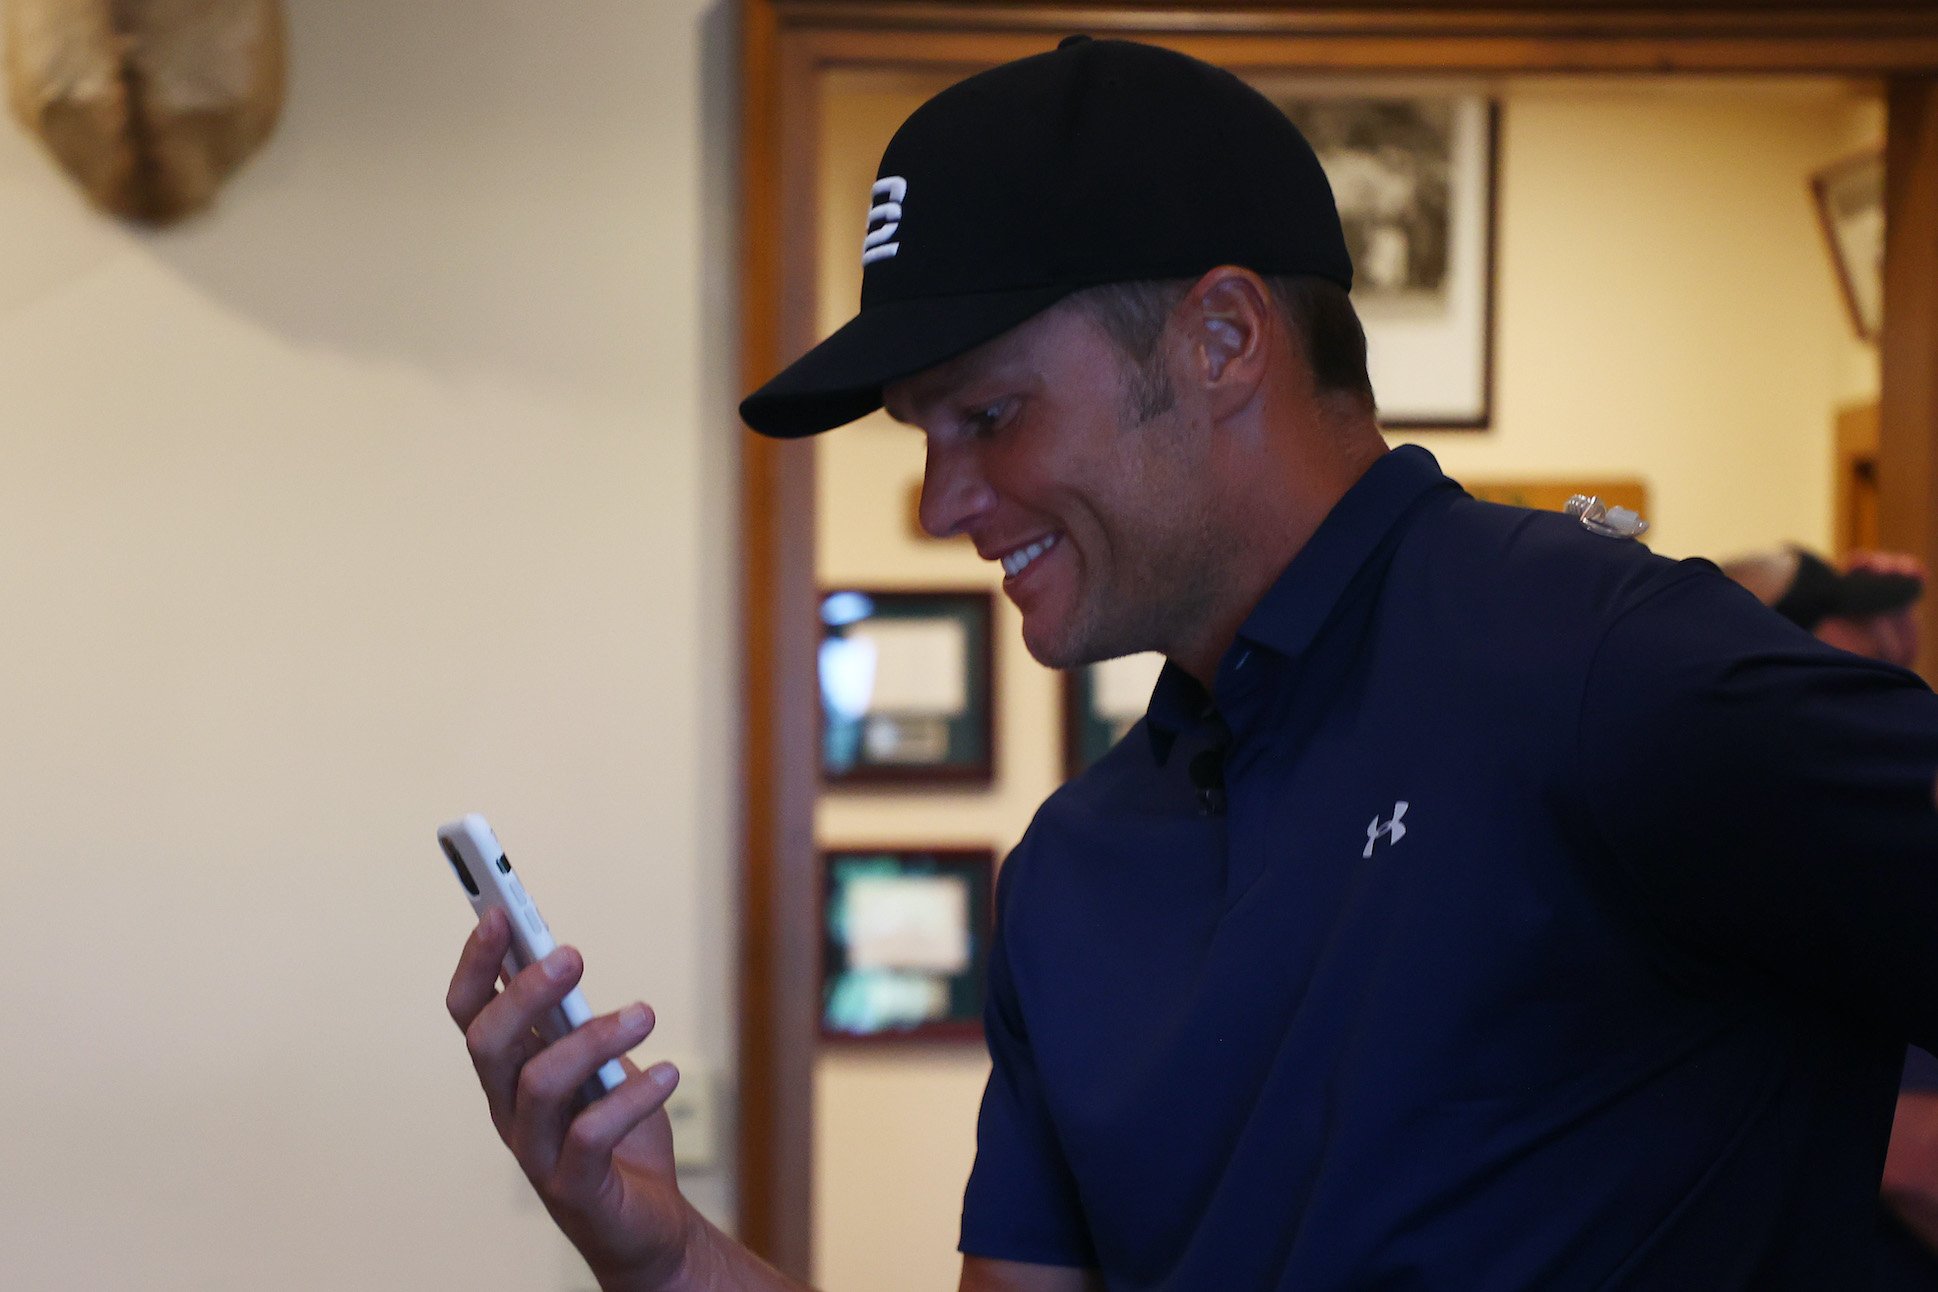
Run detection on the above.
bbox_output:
[883,299,1240,670]
[1816,611,1919,670]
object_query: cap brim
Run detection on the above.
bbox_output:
[740,284,1076,438]
[1832,568,1924,618]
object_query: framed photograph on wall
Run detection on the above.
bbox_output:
[1064,652,1168,780]
[818,588,995,786]
[819,847,994,1042]
[1811,150,1884,341]
[1252,82,1499,428]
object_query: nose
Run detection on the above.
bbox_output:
[918,441,996,540]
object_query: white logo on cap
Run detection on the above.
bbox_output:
[862,176,907,267]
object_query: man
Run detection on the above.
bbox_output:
[445,38,1938,1290]
[1721,547,1924,671]
[1722,546,1938,1287]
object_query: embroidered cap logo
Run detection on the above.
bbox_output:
[1363,801,1409,859]
[862,176,907,266]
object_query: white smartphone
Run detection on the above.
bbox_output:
[438,813,627,1098]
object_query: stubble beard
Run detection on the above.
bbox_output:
[1026,504,1237,673]
[1026,341,1236,670]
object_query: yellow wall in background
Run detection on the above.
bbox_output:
[813,69,1878,1292]
[1396,76,1877,561]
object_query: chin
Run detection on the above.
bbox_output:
[1019,617,1087,672]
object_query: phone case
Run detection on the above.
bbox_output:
[438,813,627,1097]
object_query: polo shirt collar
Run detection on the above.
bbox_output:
[1146,445,1454,762]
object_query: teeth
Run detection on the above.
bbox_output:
[1001,534,1058,578]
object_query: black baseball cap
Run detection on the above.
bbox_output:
[739,36,1353,439]
[1771,548,1923,631]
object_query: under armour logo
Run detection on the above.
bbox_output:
[862,176,907,266]
[1363,801,1409,858]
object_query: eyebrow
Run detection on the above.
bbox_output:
[889,348,1041,428]
[884,372,969,428]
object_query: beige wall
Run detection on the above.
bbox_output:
[0,3,739,1289]
[812,70,1878,1292]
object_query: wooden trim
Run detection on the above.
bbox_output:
[738,4,1938,1277]
[1877,77,1938,681]
[783,25,1938,76]
[773,3,1938,73]
[735,0,817,1278]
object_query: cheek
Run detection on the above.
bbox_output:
[984,439,1077,513]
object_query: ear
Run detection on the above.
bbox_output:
[1178,267,1273,422]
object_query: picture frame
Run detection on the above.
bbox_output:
[818,588,995,786]
[1811,150,1884,341]
[1063,652,1168,780]
[1250,81,1500,429]
[818,847,995,1042]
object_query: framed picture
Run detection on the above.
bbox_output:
[1063,652,1168,779]
[818,588,995,785]
[1253,82,1499,428]
[819,847,994,1042]
[1811,151,1884,341]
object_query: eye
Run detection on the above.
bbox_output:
[962,398,1015,440]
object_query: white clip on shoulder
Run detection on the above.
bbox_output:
[1565,494,1649,540]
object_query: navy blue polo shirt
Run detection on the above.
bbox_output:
[959,446,1938,1289]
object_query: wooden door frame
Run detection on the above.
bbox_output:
[736,2,1938,1276]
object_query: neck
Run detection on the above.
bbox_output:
[1167,428,1385,689]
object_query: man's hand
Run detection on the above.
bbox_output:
[1884,1091,1938,1254]
[447,913,1069,1292]
[959,1257,1106,1291]
[1817,550,1927,669]
[447,907,693,1291]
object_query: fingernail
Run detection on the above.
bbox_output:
[647,1062,678,1088]
[542,948,576,981]
[620,1002,650,1031]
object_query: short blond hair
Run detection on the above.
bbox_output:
[1718,548,1801,608]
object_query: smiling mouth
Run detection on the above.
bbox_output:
[1000,534,1060,580]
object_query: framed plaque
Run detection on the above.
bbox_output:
[1252,82,1499,428]
[818,588,995,786]
[1063,651,1168,780]
[819,847,994,1042]
[1810,150,1883,341]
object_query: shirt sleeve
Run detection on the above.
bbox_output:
[958,854,1098,1269]
[1574,566,1938,1053]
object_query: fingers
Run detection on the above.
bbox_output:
[1847,550,1928,581]
[1879,611,1921,670]
[552,1061,682,1202]
[447,906,512,1031]
[466,943,588,1135]
[511,1002,662,1182]
[447,912,670,1217]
